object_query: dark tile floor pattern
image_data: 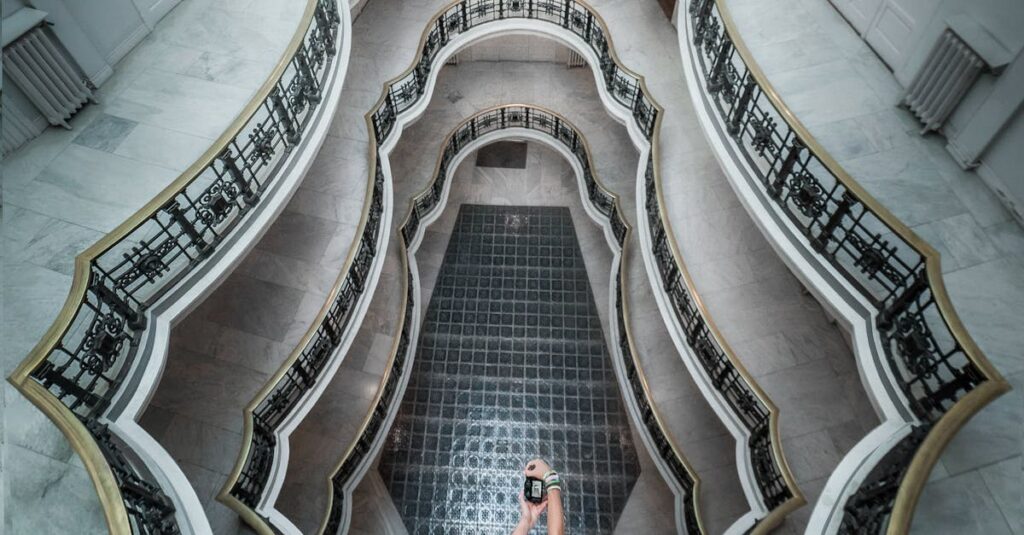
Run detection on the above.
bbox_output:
[380,204,640,534]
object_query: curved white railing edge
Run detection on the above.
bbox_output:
[809,420,913,533]
[259,185,392,512]
[91,7,355,534]
[675,8,926,535]
[675,0,913,438]
[281,15,770,532]
[633,152,769,523]
[257,166,394,535]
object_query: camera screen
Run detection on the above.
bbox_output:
[531,480,543,496]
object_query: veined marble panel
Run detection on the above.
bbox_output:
[105,69,254,139]
[113,122,214,172]
[72,113,138,153]
[4,444,106,534]
[7,144,178,233]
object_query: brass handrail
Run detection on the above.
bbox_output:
[6,0,341,532]
[644,114,805,531]
[320,103,706,534]
[270,1,802,533]
[690,0,1011,531]
[216,118,383,532]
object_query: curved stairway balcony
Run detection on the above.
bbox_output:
[4,0,353,533]
[676,0,1013,533]
[357,104,703,534]
[210,1,730,532]
[237,2,872,528]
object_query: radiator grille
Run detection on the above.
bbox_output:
[3,23,94,130]
[567,49,586,68]
[903,29,984,133]
[1,94,47,156]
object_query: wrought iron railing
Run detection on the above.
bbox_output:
[644,151,798,518]
[684,0,1009,532]
[366,0,657,146]
[7,0,343,533]
[322,104,705,535]
[221,159,385,515]
[297,1,796,532]
[837,425,929,534]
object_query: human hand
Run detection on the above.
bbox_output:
[524,458,552,480]
[518,491,547,526]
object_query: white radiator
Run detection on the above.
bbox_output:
[567,50,586,69]
[3,19,94,130]
[2,94,47,156]
[902,29,984,133]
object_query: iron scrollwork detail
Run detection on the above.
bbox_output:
[230,156,386,509]
[687,1,997,530]
[324,105,704,534]
[18,0,344,532]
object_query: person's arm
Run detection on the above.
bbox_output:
[545,486,564,535]
[513,491,546,535]
[524,459,564,535]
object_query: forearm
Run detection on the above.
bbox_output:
[512,518,533,535]
[546,488,565,535]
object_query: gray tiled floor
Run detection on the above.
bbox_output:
[278,21,876,532]
[379,204,641,534]
[403,141,693,535]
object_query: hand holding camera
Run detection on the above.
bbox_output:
[512,458,565,535]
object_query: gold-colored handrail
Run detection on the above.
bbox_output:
[708,1,1011,531]
[643,72,805,535]
[216,108,380,535]
[585,2,805,528]
[318,103,707,534]
[294,1,801,532]
[6,1,326,532]
[564,2,807,527]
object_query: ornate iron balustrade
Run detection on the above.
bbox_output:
[364,3,801,524]
[644,152,796,515]
[685,0,1009,532]
[86,419,180,534]
[837,425,930,534]
[222,159,385,514]
[368,0,658,145]
[322,104,704,535]
[296,1,799,532]
[7,0,342,533]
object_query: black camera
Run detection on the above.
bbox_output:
[524,476,545,503]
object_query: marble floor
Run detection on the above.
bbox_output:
[725,0,1024,532]
[139,1,878,532]
[4,0,1009,533]
[269,57,736,533]
[0,0,305,532]
[275,37,877,534]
